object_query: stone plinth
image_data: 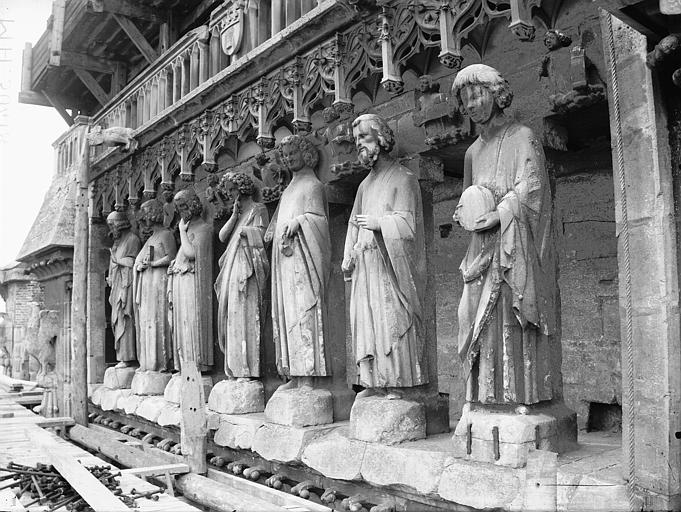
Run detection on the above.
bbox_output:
[100,388,132,411]
[452,402,577,468]
[157,403,182,427]
[208,379,264,414]
[102,366,136,389]
[131,370,172,396]
[264,387,333,427]
[164,373,213,404]
[349,395,426,445]
[302,428,366,481]
[213,412,266,450]
[136,396,168,422]
[90,385,104,407]
[118,394,144,415]
[252,422,339,463]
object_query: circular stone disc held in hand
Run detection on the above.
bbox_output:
[455,185,496,231]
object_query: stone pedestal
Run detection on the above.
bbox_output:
[213,412,266,450]
[452,402,577,468]
[102,366,136,389]
[100,388,132,411]
[157,403,182,427]
[349,395,426,445]
[164,373,213,404]
[136,396,168,422]
[130,370,172,396]
[208,379,264,414]
[264,386,333,427]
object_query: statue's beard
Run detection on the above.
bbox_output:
[357,145,380,168]
[181,212,193,222]
[110,230,121,240]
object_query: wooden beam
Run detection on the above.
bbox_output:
[32,433,129,511]
[49,0,66,66]
[89,0,166,24]
[112,61,127,95]
[113,14,158,64]
[73,67,110,106]
[180,361,207,475]
[120,464,190,477]
[179,0,222,34]
[40,89,74,126]
[60,50,118,74]
[35,416,76,428]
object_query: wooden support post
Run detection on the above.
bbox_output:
[21,43,32,93]
[71,134,90,426]
[113,13,158,64]
[41,89,74,126]
[73,67,110,106]
[49,0,66,66]
[112,61,126,95]
[180,361,207,475]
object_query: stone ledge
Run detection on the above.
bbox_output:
[118,394,145,415]
[252,421,341,463]
[131,371,172,396]
[302,427,366,481]
[157,403,182,427]
[100,388,132,412]
[136,396,168,422]
[213,412,266,450]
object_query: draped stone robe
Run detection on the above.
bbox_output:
[215,203,269,378]
[457,121,559,405]
[267,173,331,378]
[108,231,141,363]
[133,229,177,372]
[168,219,214,372]
[344,163,428,388]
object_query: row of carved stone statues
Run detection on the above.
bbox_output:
[106,65,561,428]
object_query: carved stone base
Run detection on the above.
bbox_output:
[102,366,136,389]
[452,401,578,468]
[157,403,182,427]
[118,393,144,415]
[213,412,266,450]
[100,388,132,411]
[130,370,172,396]
[136,396,168,423]
[252,421,338,463]
[208,379,265,414]
[264,386,333,427]
[349,395,426,445]
[163,373,213,404]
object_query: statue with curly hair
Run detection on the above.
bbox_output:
[214,172,269,379]
[452,64,559,406]
[107,211,141,368]
[264,134,331,390]
[342,114,428,396]
[167,188,214,372]
[133,199,177,372]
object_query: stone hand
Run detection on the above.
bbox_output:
[341,256,355,274]
[179,218,189,232]
[285,217,301,237]
[474,210,500,231]
[238,227,247,238]
[264,230,273,244]
[232,197,240,216]
[356,214,379,231]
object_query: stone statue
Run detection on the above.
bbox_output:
[167,188,214,372]
[452,64,558,406]
[215,172,269,379]
[133,199,177,372]
[107,211,141,367]
[265,134,331,390]
[342,114,428,397]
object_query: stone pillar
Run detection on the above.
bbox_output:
[601,13,681,510]
[181,54,190,97]
[190,45,200,91]
[86,216,109,385]
[173,61,182,103]
[209,30,221,76]
[272,0,283,34]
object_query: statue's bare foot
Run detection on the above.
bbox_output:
[114,361,130,369]
[356,388,377,399]
[278,379,295,391]
[385,388,403,400]
[298,377,313,391]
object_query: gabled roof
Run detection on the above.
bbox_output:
[16,166,77,262]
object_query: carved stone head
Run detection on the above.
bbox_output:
[543,29,572,51]
[220,171,255,202]
[418,75,440,93]
[173,188,203,222]
[352,114,395,168]
[106,211,131,239]
[451,64,513,124]
[322,106,340,124]
[278,134,319,173]
[140,199,164,229]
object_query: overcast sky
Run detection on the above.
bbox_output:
[0,1,66,310]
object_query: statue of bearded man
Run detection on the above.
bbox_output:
[167,188,214,372]
[106,211,141,368]
[342,114,428,397]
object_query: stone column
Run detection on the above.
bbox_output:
[190,45,200,90]
[209,29,221,77]
[601,13,681,510]
[271,0,283,34]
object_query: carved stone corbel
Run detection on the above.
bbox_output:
[508,0,540,41]
[287,58,311,133]
[197,110,220,171]
[113,166,128,212]
[141,147,158,199]
[252,79,275,149]
[438,1,463,70]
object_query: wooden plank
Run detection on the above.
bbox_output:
[35,416,76,428]
[41,89,75,126]
[120,464,190,477]
[179,361,207,474]
[61,50,118,74]
[73,67,111,106]
[113,14,158,64]
[89,0,166,24]
[37,440,130,511]
[49,0,66,66]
